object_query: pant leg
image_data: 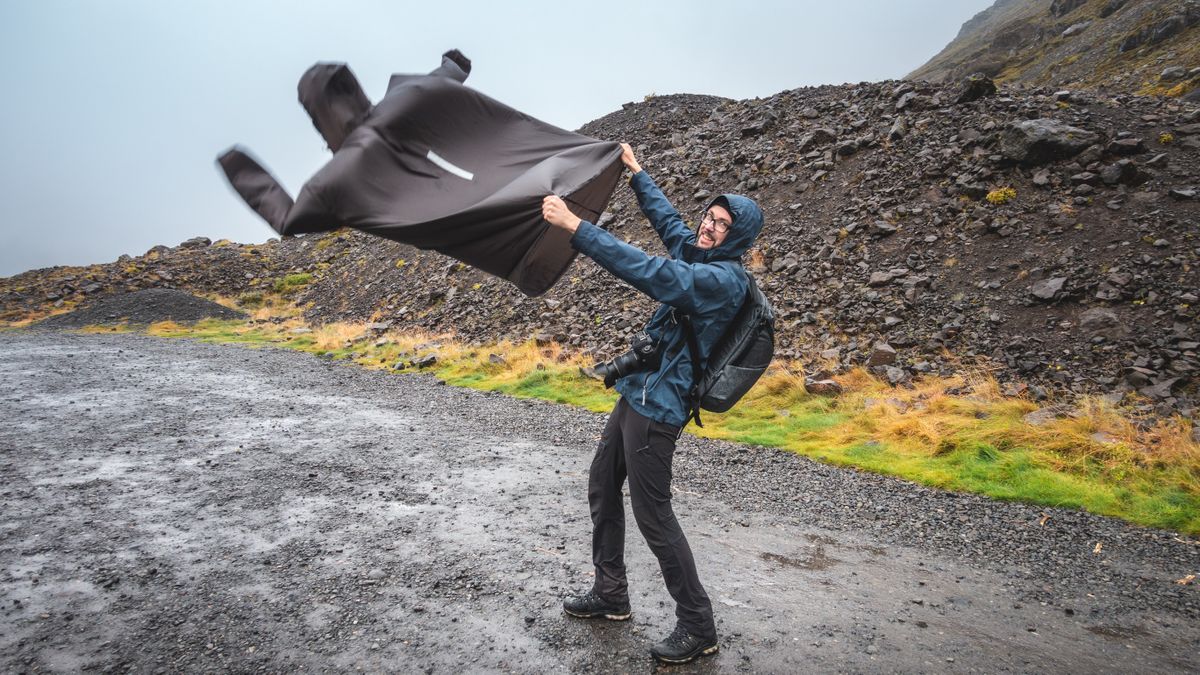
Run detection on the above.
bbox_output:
[620,407,716,639]
[589,398,629,602]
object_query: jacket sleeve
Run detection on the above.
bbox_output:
[629,171,695,260]
[570,220,737,314]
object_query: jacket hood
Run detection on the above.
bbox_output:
[684,193,764,263]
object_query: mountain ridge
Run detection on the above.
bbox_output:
[909,0,1199,98]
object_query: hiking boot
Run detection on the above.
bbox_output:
[649,624,719,664]
[561,590,631,620]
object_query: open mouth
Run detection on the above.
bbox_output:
[698,233,714,246]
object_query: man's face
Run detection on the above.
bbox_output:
[697,204,732,250]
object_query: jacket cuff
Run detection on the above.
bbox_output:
[629,170,655,192]
[570,220,600,255]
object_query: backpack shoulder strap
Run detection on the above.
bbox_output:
[677,313,704,429]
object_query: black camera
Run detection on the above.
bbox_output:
[592,331,661,388]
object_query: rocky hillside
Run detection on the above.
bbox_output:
[910,0,1199,98]
[3,79,1200,420]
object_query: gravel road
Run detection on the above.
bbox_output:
[1,331,1197,673]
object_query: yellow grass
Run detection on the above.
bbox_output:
[3,291,1197,532]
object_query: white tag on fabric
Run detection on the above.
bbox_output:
[426,150,474,181]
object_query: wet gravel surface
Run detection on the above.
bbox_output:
[1,330,1197,673]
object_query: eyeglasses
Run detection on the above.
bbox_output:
[700,211,731,233]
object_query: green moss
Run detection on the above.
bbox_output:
[273,273,313,295]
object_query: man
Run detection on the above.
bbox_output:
[541,143,764,664]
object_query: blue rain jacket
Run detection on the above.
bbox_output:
[570,170,765,427]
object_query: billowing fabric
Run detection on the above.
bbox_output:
[570,171,765,427]
[218,50,623,297]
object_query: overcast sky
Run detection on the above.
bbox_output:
[0,0,994,278]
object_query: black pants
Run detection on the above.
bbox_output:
[589,397,716,639]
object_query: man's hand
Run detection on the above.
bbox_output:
[542,195,582,233]
[619,142,642,175]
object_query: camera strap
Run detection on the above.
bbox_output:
[677,313,704,429]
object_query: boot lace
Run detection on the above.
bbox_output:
[664,624,692,647]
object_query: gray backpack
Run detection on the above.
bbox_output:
[679,273,775,427]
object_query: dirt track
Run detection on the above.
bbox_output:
[0,331,1197,673]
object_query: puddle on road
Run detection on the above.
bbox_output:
[1086,624,1151,640]
[760,548,841,572]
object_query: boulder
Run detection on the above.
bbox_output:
[868,271,894,287]
[1106,138,1145,155]
[178,236,212,249]
[413,354,438,368]
[1160,66,1188,81]
[1141,377,1182,400]
[954,74,997,104]
[1100,160,1143,186]
[1030,277,1067,301]
[1000,120,1099,165]
[805,379,843,396]
[1061,21,1091,38]
[870,220,898,237]
[867,342,897,367]
[1079,307,1129,340]
[1099,0,1127,18]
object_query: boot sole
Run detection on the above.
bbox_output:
[563,607,632,621]
[651,643,719,664]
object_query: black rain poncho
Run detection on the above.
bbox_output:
[218,50,622,296]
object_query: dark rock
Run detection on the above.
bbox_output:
[1119,8,1200,52]
[1099,0,1127,18]
[805,379,843,396]
[870,220,898,237]
[1169,188,1197,201]
[1030,277,1067,301]
[868,342,897,367]
[798,128,837,152]
[1106,138,1146,156]
[954,74,996,104]
[1140,377,1182,400]
[178,236,212,249]
[1079,308,1129,340]
[741,119,773,137]
[868,271,894,287]
[1000,120,1099,165]
[1125,368,1155,388]
[1100,160,1143,186]
[1160,66,1187,81]
[1049,0,1086,17]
